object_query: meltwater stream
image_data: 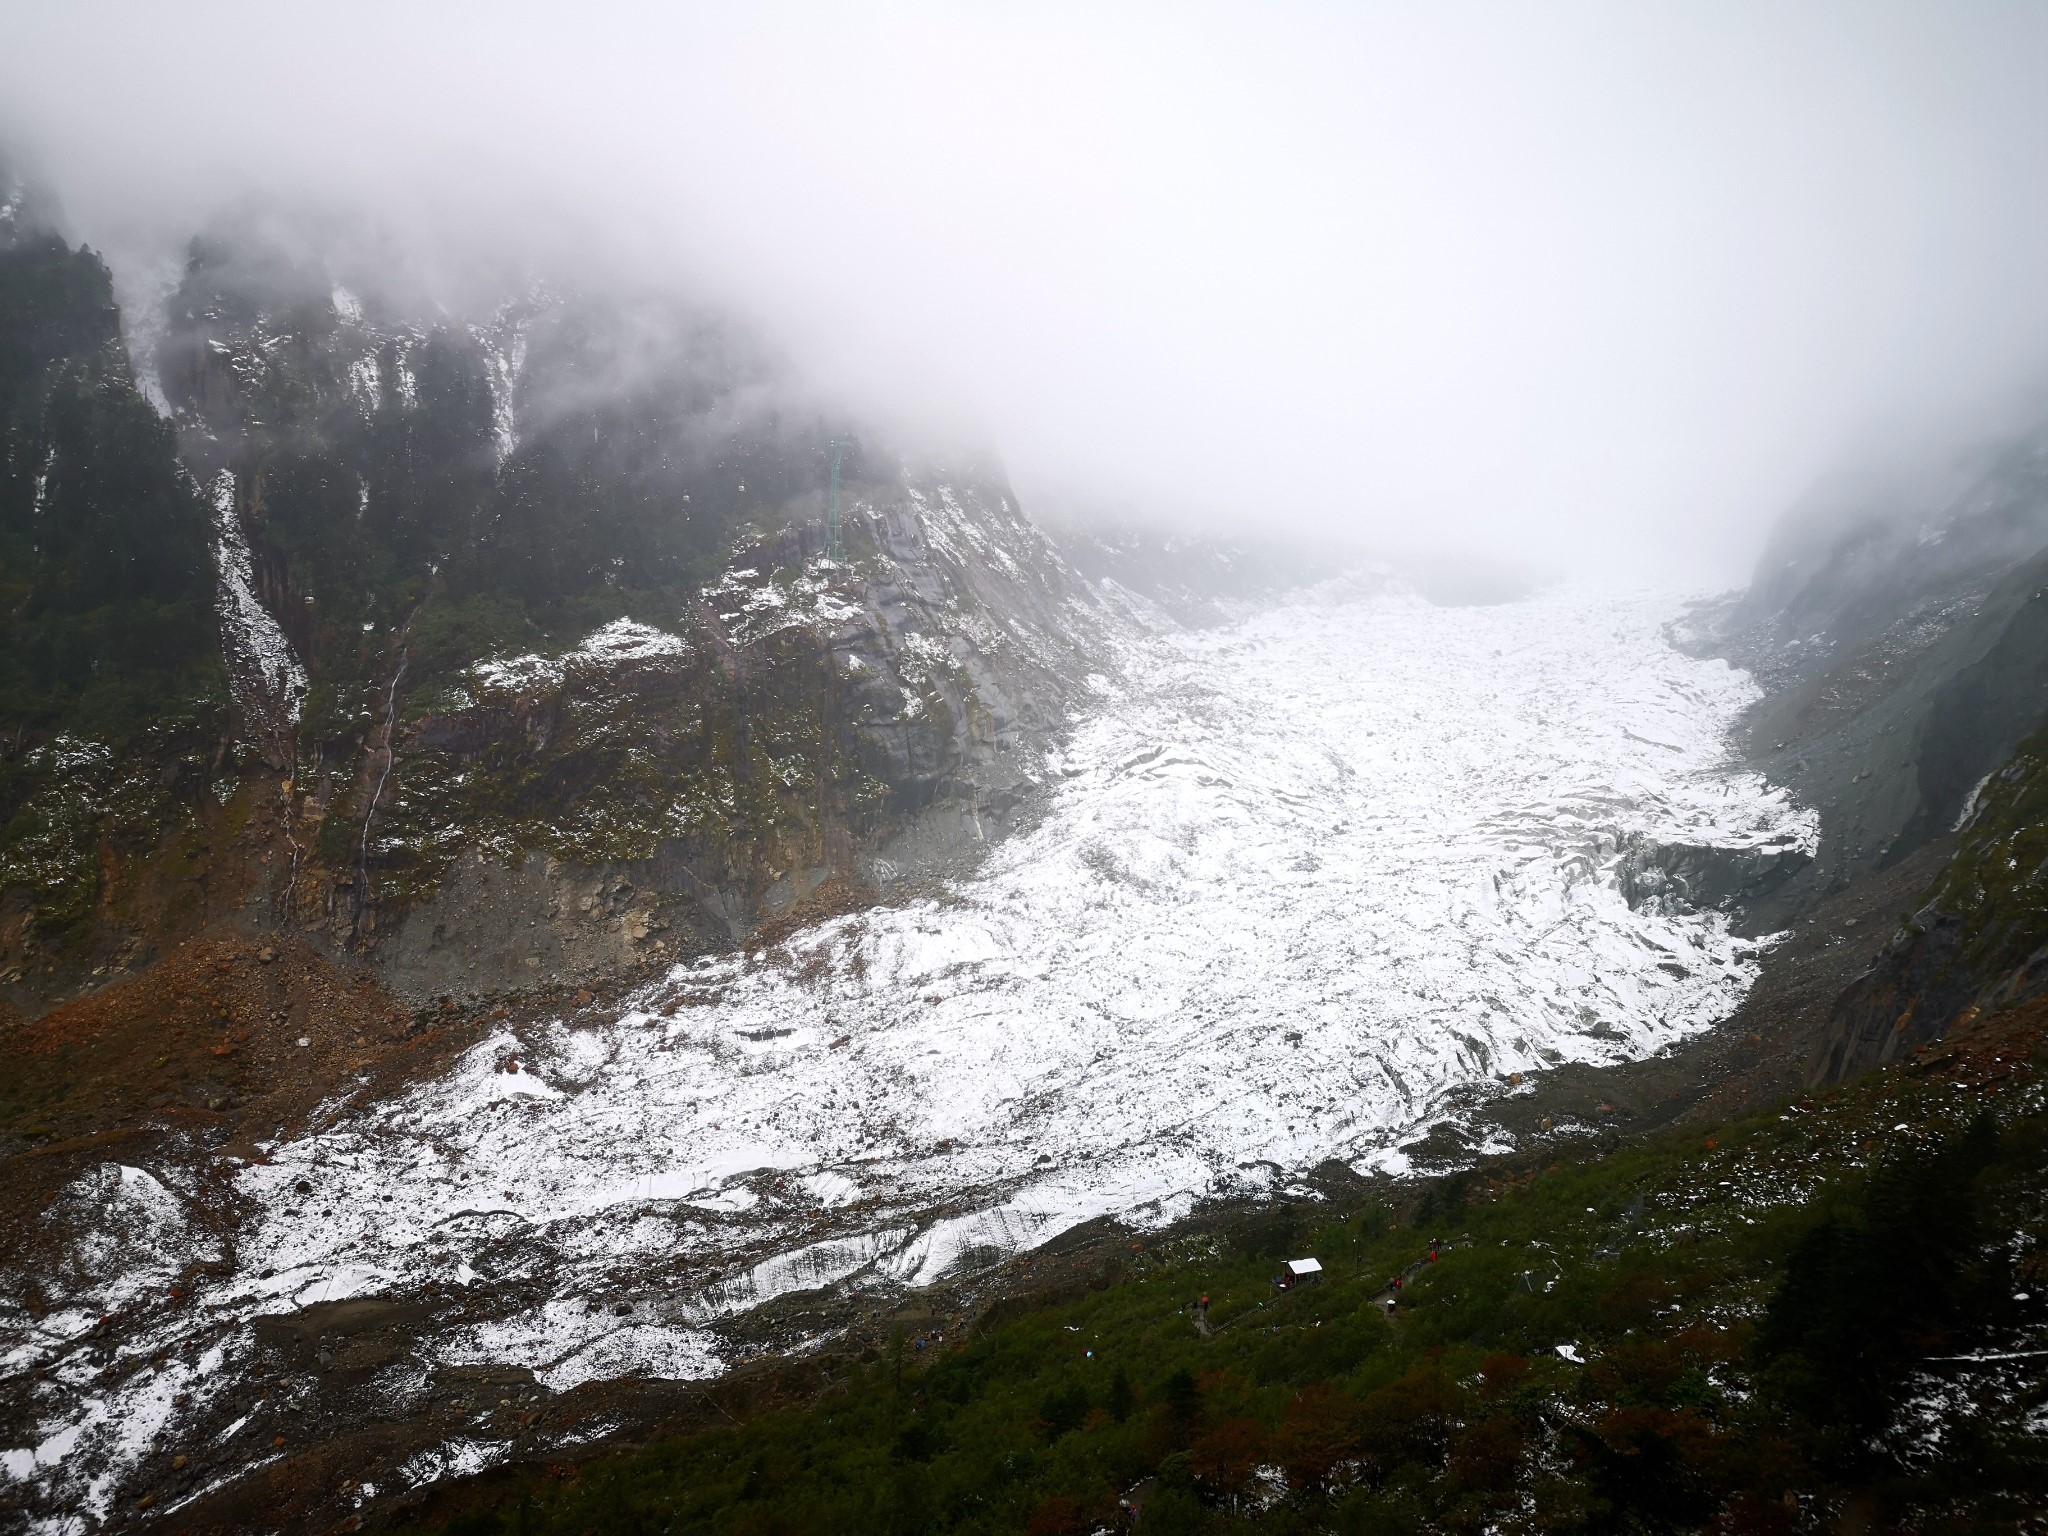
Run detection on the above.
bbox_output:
[8,581,1818,1517]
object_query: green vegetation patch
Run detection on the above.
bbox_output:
[0,233,224,739]
[414,1035,2048,1535]
[1927,727,2048,990]
[0,226,230,943]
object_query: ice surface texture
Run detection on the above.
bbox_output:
[244,582,1810,1364]
[5,582,1815,1516]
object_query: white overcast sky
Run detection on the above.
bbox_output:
[6,1,2048,582]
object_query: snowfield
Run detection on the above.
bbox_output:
[4,579,1818,1518]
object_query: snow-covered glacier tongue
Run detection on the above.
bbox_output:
[239,581,1814,1390]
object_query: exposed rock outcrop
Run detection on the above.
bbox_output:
[1810,730,2048,1083]
[1682,425,2048,931]
[356,476,1118,1003]
[1686,416,2048,1083]
[0,206,1122,1013]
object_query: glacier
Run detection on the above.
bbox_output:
[237,580,1810,1378]
[3,579,1818,1517]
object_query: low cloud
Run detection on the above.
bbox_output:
[7,1,2048,583]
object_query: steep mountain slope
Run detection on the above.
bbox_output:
[0,178,227,972]
[1812,724,2048,1079]
[1683,414,2048,1085]
[0,184,221,740]
[0,196,1115,1014]
[1686,424,2048,928]
[0,192,1141,1529]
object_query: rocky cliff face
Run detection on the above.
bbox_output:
[0,174,228,985]
[0,198,1118,1014]
[356,475,1114,1003]
[1685,425,2048,931]
[1692,416,2048,1082]
[1810,726,2048,1081]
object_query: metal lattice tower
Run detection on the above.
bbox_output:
[826,435,851,562]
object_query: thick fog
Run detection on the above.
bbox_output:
[6,1,2048,583]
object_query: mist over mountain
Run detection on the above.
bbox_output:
[6,8,2048,1535]
[12,2,2048,580]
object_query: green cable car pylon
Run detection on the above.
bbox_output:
[825,435,852,563]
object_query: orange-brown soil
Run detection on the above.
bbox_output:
[2,930,451,1151]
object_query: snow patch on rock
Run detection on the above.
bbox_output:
[470,619,694,694]
[207,470,308,746]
